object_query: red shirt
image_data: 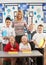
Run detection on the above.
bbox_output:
[4,42,19,52]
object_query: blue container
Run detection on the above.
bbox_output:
[2,30,7,37]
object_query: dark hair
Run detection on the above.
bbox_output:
[5,17,11,21]
[38,24,43,27]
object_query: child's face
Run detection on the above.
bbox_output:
[38,26,43,33]
[5,20,11,27]
[9,36,15,45]
[21,36,28,45]
[28,24,34,31]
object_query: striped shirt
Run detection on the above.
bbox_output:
[13,20,27,36]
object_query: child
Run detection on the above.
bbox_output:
[32,24,46,65]
[27,23,36,40]
[19,35,31,65]
[27,23,36,50]
[19,35,31,52]
[2,17,15,48]
[4,36,19,65]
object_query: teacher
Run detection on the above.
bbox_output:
[13,10,27,44]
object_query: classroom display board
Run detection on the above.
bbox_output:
[0,3,46,32]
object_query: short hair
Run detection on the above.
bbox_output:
[21,35,28,41]
[38,24,43,27]
[5,17,11,21]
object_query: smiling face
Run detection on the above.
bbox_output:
[16,10,23,21]
[21,36,28,45]
[9,36,15,45]
[5,20,11,27]
[28,24,34,31]
[37,25,43,33]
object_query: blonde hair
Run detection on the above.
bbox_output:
[16,10,23,21]
[21,35,28,42]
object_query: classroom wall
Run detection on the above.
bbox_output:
[0,0,46,3]
[0,3,46,32]
[0,1,46,65]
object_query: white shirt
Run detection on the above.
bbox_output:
[19,42,31,51]
[1,26,15,37]
[1,26,15,44]
[32,32,46,48]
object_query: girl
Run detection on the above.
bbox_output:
[4,36,19,65]
[19,35,31,52]
[19,35,31,65]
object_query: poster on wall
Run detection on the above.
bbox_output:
[0,13,3,23]
[42,3,46,11]
[42,3,46,23]
[0,4,3,23]
[44,12,46,23]
[42,3,46,32]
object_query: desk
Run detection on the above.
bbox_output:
[0,50,43,58]
[0,50,43,65]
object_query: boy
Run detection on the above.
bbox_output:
[27,23,36,50]
[2,17,15,48]
[32,24,46,65]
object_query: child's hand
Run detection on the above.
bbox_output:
[11,48,17,51]
[3,37,9,40]
[11,48,14,50]
[38,45,42,48]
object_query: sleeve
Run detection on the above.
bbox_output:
[32,34,36,41]
[23,20,27,27]
[44,33,46,40]
[12,28,16,37]
[19,43,22,51]
[4,44,10,52]
[1,26,6,37]
[28,43,31,50]
[1,26,4,37]
[12,22,14,27]
[0,31,2,37]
